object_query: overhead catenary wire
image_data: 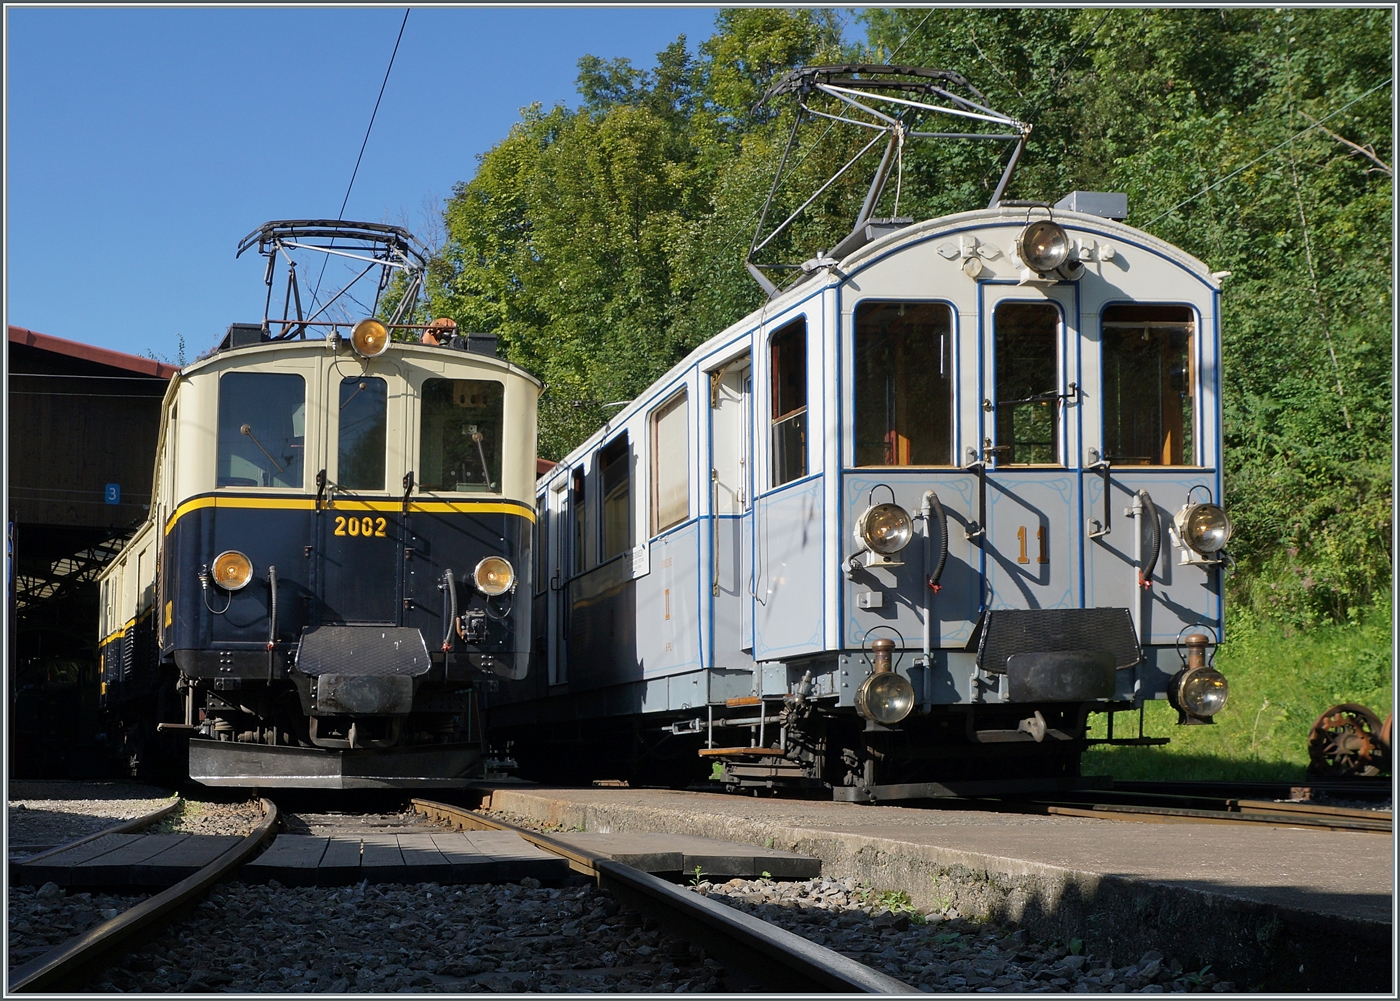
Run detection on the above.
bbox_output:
[308,8,412,315]
[1143,76,1392,227]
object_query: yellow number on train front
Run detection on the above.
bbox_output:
[332,515,387,538]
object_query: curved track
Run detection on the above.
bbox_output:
[8,798,278,994]
[412,798,918,994]
[9,795,183,867]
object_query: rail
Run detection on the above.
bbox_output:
[8,798,279,993]
[411,798,917,994]
[1002,786,1391,834]
[9,795,183,868]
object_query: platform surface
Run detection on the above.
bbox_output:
[542,831,821,879]
[241,830,569,886]
[475,785,1393,925]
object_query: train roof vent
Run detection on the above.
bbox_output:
[464,332,497,357]
[829,217,914,261]
[219,323,268,351]
[1053,191,1128,221]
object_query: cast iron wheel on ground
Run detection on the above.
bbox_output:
[1306,703,1387,778]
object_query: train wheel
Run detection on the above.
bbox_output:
[1306,703,1386,778]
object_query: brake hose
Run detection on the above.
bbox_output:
[928,491,949,591]
[442,569,457,652]
[1138,490,1160,589]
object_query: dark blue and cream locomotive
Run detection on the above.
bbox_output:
[98,221,540,787]
[493,69,1234,800]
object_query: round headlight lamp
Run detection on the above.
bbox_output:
[1174,666,1229,717]
[856,503,914,555]
[1180,503,1233,554]
[474,556,516,596]
[350,318,391,358]
[211,550,253,591]
[855,671,916,725]
[1017,219,1070,272]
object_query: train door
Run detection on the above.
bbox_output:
[709,354,753,658]
[317,360,404,625]
[546,477,569,686]
[979,291,1082,612]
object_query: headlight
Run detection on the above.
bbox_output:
[1017,220,1070,272]
[1175,666,1229,717]
[1177,503,1232,554]
[856,503,913,555]
[211,550,253,591]
[350,318,390,358]
[856,671,915,725]
[474,556,515,596]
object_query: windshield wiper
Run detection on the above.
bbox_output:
[240,423,285,473]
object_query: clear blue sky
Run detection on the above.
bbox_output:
[5,7,730,362]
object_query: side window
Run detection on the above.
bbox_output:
[571,466,587,575]
[994,302,1061,465]
[1101,305,1195,466]
[854,302,953,466]
[338,376,388,490]
[650,391,689,535]
[599,434,631,561]
[769,318,807,486]
[419,379,503,492]
[217,372,306,488]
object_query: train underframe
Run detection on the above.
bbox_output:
[497,698,1155,802]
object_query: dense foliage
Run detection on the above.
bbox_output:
[420,8,1392,625]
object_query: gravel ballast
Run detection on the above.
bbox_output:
[81,878,725,993]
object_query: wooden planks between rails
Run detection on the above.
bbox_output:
[411,798,917,994]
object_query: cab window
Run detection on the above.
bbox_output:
[994,302,1061,465]
[1101,305,1195,465]
[854,301,954,466]
[337,376,387,490]
[419,379,503,492]
[217,372,306,488]
[769,318,807,486]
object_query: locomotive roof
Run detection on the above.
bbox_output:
[174,335,543,388]
[540,206,1221,481]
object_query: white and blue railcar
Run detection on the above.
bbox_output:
[494,194,1234,801]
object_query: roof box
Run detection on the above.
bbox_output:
[1054,191,1128,221]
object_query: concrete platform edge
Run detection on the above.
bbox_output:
[477,787,1392,993]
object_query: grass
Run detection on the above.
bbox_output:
[1082,594,1393,781]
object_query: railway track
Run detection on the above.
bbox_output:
[11,794,912,994]
[7,799,278,993]
[982,779,1392,833]
[411,798,915,993]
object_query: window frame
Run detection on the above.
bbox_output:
[767,316,809,489]
[215,370,310,490]
[849,298,957,469]
[598,432,631,563]
[990,299,1066,468]
[416,376,507,494]
[649,388,690,537]
[334,374,390,492]
[1098,302,1201,468]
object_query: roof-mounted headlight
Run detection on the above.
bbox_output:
[1017,219,1070,273]
[350,318,390,358]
